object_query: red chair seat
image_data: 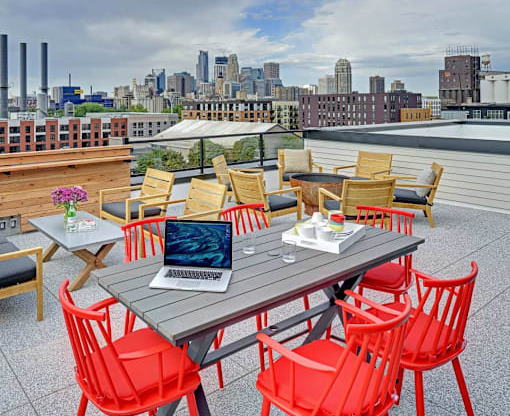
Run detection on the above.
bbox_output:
[257,340,395,416]
[86,328,199,402]
[362,262,406,289]
[352,301,461,368]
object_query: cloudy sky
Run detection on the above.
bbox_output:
[1,0,509,96]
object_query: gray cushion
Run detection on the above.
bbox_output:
[102,201,162,220]
[415,167,436,197]
[267,195,297,211]
[0,242,37,288]
[394,188,428,205]
[351,176,369,181]
[323,199,341,212]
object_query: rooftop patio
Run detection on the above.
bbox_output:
[0,169,508,416]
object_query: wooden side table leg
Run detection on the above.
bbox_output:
[42,242,59,262]
[69,243,115,291]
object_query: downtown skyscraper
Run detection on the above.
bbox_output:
[335,58,352,94]
[196,50,209,84]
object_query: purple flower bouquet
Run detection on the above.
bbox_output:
[50,186,88,220]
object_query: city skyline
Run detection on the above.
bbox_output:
[1,0,509,97]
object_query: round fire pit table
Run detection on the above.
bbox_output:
[290,173,349,215]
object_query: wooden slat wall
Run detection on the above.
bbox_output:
[0,146,133,232]
[305,139,510,212]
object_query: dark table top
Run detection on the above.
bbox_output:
[93,221,424,346]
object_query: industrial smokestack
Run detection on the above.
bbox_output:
[0,34,8,119]
[40,42,48,94]
[37,42,48,118]
[19,42,27,112]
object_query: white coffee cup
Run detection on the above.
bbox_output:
[311,212,324,225]
[316,226,333,242]
[297,223,315,239]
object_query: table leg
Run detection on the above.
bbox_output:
[42,242,59,262]
[158,332,217,416]
[68,243,115,291]
[302,273,365,345]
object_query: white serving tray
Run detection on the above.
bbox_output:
[282,221,366,254]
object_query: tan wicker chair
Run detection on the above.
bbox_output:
[0,240,43,321]
[99,168,175,225]
[388,162,444,228]
[333,151,392,180]
[229,169,302,226]
[318,178,396,219]
[277,149,323,189]
[211,154,263,201]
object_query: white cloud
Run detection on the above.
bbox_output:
[278,0,510,94]
[1,0,508,96]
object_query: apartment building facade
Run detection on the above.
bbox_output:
[0,112,178,153]
[299,92,422,128]
[0,116,127,153]
[182,99,272,123]
[272,101,299,130]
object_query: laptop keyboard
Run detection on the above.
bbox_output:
[164,268,223,281]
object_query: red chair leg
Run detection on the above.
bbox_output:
[303,295,312,332]
[452,358,475,416]
[355,287,364,308]
[414,371,426,416]
[187,392,199,416]
[256,314,265,371]
[395,367,405,405]
[261,397,271,416]
[77,394,88,416]
[213,336,224,389]
[325,325,332,340]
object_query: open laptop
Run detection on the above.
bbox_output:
[149,219,233,292]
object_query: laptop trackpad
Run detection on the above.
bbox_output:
[177,280,201,288]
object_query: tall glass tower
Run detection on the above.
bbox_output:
[196,50,209,84]
[335,58,352,94]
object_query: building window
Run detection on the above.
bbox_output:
[50,125,56,132]
[73,124,78,131]
[487,110,504,119]
[472,110,482,119]
[25,126,31,133]
[25,135,30,142]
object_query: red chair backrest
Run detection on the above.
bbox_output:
[356,205,414,283]
[221,204,268,236]
[258,291,412,416]
[121,216,176,262]
[58,279,189,409]
[356,205,414,235]
[59,279,142,407]
[407,262,478,362]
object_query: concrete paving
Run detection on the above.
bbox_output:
[0,170,508,415]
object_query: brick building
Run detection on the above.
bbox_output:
[181,99,272,123]
[299,92,422,128]
[0,116,127,153]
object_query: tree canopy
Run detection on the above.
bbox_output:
[135,148,186,174]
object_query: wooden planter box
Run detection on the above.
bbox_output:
[0,146,134,232]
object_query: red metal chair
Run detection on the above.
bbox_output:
[121,215,175,262]
[214,204,269,388]
[356,205,415,300]
[256,290,412,416]
[58,279,201,416]
[349,262,478,416]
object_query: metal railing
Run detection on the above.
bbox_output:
[120,130,307,177]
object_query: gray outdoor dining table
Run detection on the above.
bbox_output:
[92,221,424,416]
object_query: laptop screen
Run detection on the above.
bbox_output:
[164,220,232,269]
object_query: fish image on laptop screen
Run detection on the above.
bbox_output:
[165,221,231,268]
[150,220,234,292]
